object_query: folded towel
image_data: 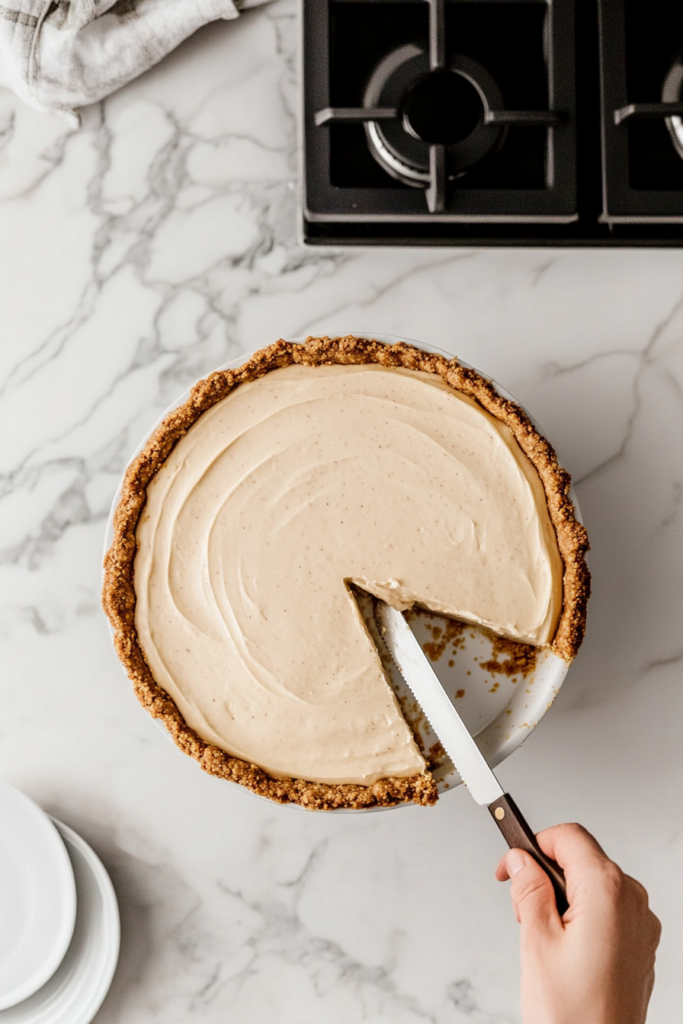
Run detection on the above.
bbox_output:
[0,0,268,123]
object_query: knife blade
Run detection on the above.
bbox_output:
[375,600,568,915]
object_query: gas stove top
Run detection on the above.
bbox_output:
[302,0,683,246]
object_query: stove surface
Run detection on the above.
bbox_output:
[302,0,683,246]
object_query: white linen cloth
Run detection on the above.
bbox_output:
[0,0,268,122]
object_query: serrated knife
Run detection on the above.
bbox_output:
[375,601,568,915]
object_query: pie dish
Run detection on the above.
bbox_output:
[102,335,590,811]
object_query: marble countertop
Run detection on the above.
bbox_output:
[1,3,682,1020]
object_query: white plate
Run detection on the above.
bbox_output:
[0,784,76,1009]
[0,819,120,1024]
[104,332,580,807]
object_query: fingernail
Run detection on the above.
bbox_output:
[507,850,525,876]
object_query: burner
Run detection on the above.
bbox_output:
[304,0,578,230]
[363,46,504,187]
[403,71,483,143]
[662,55,683,161]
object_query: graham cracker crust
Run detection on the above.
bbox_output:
[102,336,590,811]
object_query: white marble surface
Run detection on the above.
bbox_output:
[1,3,682,1020]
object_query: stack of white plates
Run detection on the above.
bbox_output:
[0,783,119,1024]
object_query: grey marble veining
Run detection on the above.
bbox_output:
[0,2,682,1020]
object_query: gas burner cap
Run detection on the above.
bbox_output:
[663,55,683,160]
[363,45,505,187]
[403,70,483,144]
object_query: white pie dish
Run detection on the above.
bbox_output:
[103,332,581,808]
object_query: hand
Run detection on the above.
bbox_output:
[496,823,661,1024]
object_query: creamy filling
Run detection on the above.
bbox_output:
[134,364,563,785]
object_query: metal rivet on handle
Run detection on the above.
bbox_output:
[494,807,505,820]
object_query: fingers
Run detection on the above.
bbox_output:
[495,822,616,920]
[650,910,663,948]
[495,824,659,938]
[534,822,608,867]
[501,849,563,932]
[495,853,511,882]
[533,823,622,906]
[496,823,607,883]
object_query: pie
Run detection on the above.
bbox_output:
[103,336,590,810]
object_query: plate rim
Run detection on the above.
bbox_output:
[49,818,120,1024]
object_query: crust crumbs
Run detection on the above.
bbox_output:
[102,335,590,810]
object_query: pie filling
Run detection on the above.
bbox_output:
[134,363,564,786]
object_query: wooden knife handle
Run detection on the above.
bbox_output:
[488,793,568,916]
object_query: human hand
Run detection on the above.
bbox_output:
[496,823,661,1024]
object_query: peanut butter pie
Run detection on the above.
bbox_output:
[103,336,589,810]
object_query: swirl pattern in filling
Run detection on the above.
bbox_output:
[134,364,563,785]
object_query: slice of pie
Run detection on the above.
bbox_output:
[103,336,590,810]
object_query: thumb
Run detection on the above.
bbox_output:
[505,849,560,933]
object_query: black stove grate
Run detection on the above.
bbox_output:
[305,0,577,224]
[316,0,563,212]
[599,0,683,222]
[302,0,683,245]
